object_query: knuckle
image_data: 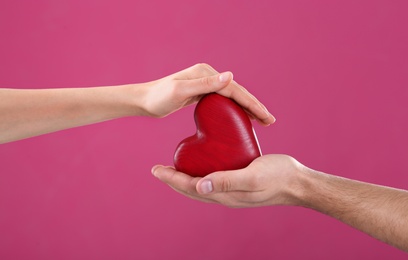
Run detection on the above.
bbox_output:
[200,76,212,87]
[194,63,214,75]
[219,177,233,192]
[195,63,210,70]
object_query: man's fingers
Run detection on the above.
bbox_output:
[170,186,217,204]
[152,164,268,207]
[152,165,200,195]
[151,165,219,203]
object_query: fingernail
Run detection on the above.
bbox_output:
[219,72,232,83]
[199,179,213,194]
[151,165,159,176]
[263,107,276,123]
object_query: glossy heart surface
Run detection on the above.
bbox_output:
[173,93,262,177]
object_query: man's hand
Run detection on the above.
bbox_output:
[151,154,302,208]
[152,154,408,252]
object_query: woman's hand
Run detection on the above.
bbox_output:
[139,63,275,126]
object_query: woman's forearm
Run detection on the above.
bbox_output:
[0,85,145,143]
[297,167,408,251]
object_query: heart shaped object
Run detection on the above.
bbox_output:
[174,93,262,177]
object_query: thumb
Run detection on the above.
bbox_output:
[196,168,251,194]
[181,71,233,97]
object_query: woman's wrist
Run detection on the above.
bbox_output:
[111,82,151,118]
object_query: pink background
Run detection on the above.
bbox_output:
[1,0,407,259]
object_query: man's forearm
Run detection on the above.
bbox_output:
[0,85,144,143]
[297,167,408,251]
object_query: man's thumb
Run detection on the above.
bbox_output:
[196,170,238,194]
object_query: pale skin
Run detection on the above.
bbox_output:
[0,63,274,144]
[152,154,408,252]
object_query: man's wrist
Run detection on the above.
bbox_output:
[268,156,312,207]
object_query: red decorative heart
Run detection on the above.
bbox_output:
[174,93,262,177]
